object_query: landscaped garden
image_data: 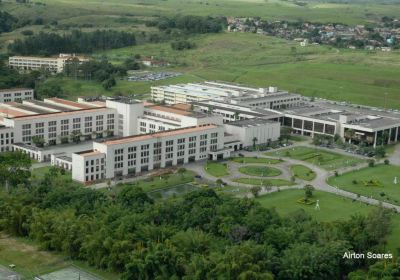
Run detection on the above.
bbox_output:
[231,157,282,164]
[238,165,282,177]
[233,178,294,186]
[204,161,229,177]
[327,164,400,205]
[290,164,316,181]
[256,189,400,253]
[266,146,364,170]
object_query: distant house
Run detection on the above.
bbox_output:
[300,39,308,47]
[381,47,392,52]
[141,57,169,67]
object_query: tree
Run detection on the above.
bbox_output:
[250,186,262,198]
[102,77,116,90]
[281,127,293,143]
[117,186,154,211]
[0,151,31,191]
[375,146,386,158]
[252,137,258,149]
[36,82,63,98]
[32,136,45,147]
[303,185,314,202]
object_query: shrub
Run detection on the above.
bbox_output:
[368,159,375,167]
[303,184,314,201]
[352,179,358,184]
[384,159,390,165]
[334,171,339,177]
[380,192,386,197]
[250,186,262,198]
[21,30,34,36]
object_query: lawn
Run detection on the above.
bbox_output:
[266,146,364,170]
[234,178,294,186]
[103,170,195,194]
[290,164,316,181]
[256,189,400,253]
[238,165,282,177]
[327,164,400,206]
[0,234,119,279]
[205,162,229,177]
[231,156,283,164]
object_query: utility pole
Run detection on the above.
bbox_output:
[384,92,388,110]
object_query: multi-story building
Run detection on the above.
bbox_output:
[4,80,398,184]
[0,88,34,103]
[0,97,116,154]
[72,124,229,183]
[151,81,303,109]
[190,96,400,148]
[9,53,89,73]
[138,104,223,134]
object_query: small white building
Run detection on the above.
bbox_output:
[9,53,89,73]
[224,118,280,147]
[0,88,34,103]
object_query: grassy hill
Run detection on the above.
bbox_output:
[1,0,400,25]
[98,32,400,108]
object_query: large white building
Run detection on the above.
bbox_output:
[9,53,89,73]
[151,81,303,109]
[72,124,230,183]
[4,80,397,184]
[0,95,277,172]
[0,88,34,103]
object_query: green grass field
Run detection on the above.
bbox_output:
[238,165,282,177]
[328,164,400,206]
[205,162,229,177]
[3,0,400,25]
[266,146,364,170]
[256,189,400,253]
[234,178,294,186]
[231,156,283,164]
[290,164,316,181]
[97,32,400,109]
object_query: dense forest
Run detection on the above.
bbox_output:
[0,11,17,34]
[8,30,136,55]
[146,15,227,34]
[0,152,397,279]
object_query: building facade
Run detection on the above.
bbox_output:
[72,124,229,183]
[9,53,89,73]
[0,88,34,103]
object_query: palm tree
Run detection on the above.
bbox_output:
[252,137,258,150]
[234,111,240,121]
